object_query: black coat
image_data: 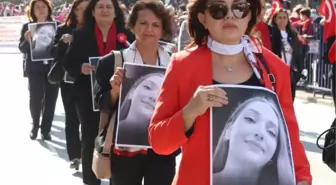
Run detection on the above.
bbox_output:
[51,25,73,66]
[18,21,60,75]
[270,26,304,82]
[64,24,134,103]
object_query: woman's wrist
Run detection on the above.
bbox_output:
[182,105,197,132]
[110,90,119,105]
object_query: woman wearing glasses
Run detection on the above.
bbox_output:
[148,0,311,185]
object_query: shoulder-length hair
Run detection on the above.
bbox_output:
[127,0,173,40]
[213,96,295,185]
[270,8,297,39]
[186,0,261,48]
[83,0,125,28]
[61,0,90,28]
[119,72,165,121]
[26,0,53,22]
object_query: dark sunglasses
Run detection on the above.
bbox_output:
[207,2,250,20]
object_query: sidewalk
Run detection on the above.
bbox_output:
[296,89,334,107]
[0,46,20,54]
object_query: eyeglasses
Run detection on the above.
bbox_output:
[207,2,250,20]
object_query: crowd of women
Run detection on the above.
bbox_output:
[18,0,316,184]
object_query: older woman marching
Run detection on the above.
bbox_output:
[18,0,59,141]
[148,0,312,185]
[94,0,178,184]
[64,0,133,184]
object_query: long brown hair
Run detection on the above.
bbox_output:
[61,0,90,28]
[26,0,53,22]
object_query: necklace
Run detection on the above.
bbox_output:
[227,67,233,72]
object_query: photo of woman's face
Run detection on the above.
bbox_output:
[130,74,164,119]
[229,101,279,166]
[34,25,54,49]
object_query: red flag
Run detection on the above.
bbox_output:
[318,0,336,41]
[271,0,284,16]
[318,0,326,14]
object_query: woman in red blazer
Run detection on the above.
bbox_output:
[148,0,312,185]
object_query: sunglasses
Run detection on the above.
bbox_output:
[207,2,250,20]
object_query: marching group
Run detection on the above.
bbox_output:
[19,0,336,185]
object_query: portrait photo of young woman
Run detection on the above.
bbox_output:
[116,63,166,148]
[211,85,295,185]
[89,57,101,112]
[29,22,56,61]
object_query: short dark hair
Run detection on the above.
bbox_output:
[83,0,125,28]
[27,0,53,22]
[186,0,261,47]
[300,8,311,18]
[62,0,90,28]
[127,0,173,39]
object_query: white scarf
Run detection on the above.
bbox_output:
[207,35,262,82]
[122,41,171,67]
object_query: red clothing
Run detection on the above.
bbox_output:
[298,19,314,45]
[328,40,336,64]
[254,21,272,50]
[291,17,301,28]
[148,45,312,185]
[94,23,117,56]
[290,17,300,23]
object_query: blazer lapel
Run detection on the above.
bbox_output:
[85,27,100,57]
[195,46,213,86]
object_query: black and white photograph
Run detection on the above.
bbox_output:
[159,40,177,53]
[115,63,166,148]
[28,22,57,61]
[63,72,75,84]
[89,57,101,112]
[211,85,295,185]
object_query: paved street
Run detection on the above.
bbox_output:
[0,51,335,185]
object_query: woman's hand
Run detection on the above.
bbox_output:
[24,30,31,41]
[109,67,125,104]
[61,34,72,44]
[81,63,95,75]
[182,85,228,131]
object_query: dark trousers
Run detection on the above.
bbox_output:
[60,82,81,161]
[290,70,301,102]
[76,101,100,185]
[110,150,176,185]
[331,65,336,113]
[28,72,59,134]
[291,80,297,102]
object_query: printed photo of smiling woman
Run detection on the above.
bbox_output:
[29,22,57,61]
[212,90,295,185]
[116,64,166,149]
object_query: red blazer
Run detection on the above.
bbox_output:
[148,45,312,185]
[328,40,336,64]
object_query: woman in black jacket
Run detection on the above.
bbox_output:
[18,0,59,140]
[270,8,304,101]
[51,0,89,170]
[63,0,134,184]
